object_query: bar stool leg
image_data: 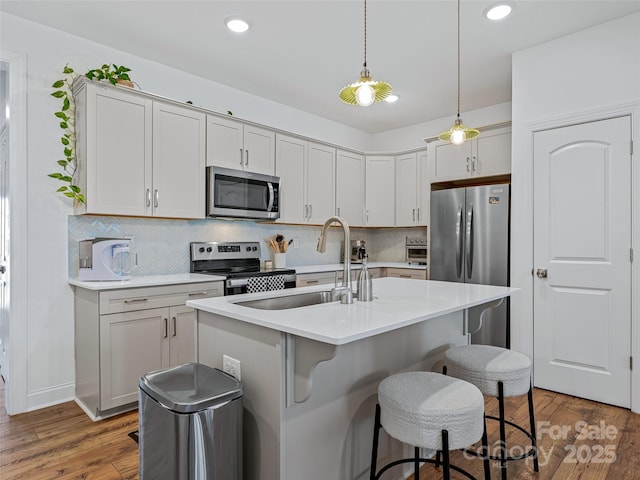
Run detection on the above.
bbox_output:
[497,381,507,480]
[442,430,451,480]
[414,447,420,479]
[481,417,491,480]
[370,404,382,480]
[527,383,540,472]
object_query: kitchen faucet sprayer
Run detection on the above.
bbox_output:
[317,216,353,304]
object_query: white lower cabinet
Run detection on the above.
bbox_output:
[74,281,222,418]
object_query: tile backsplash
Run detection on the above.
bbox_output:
[68,215,427,277]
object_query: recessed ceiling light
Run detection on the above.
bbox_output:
[484,3,512,21]
[384,94,399,103]
[225,17,250,33]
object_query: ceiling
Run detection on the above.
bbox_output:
[3,1,640,133]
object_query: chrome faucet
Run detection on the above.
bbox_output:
[317,216,353,304]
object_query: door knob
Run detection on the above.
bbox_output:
[536,268,548,278]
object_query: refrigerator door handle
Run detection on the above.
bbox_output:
[456,205,463,279]
[466,204,474,278]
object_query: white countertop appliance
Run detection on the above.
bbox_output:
[78,238,136,281]
[190,241,296,295]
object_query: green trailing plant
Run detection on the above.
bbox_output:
[49,65,84,203]
[85,63,132,86]
[49,63,134,203]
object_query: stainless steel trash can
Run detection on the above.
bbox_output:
[139,363,243,480]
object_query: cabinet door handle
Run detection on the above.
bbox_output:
[472,156,477,172]
[309,204,312,218]
[239,148,243,165]
[412,208,416,221]
[154,189,159,208]
[304,204,309,218]
[163,318,168,338]
[366,210,369,224]
[466,157,471,172]
[146,188,151,207]
[417,208,420,222]
[172,316,177,337]
[337,207,341,216]
[245,149,249,165]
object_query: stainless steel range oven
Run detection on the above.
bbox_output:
[190,241,296,295]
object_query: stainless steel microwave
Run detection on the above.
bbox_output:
[206,166,281,220]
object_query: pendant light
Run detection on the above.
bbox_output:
[339,0,392,106]
[439,0,479,145]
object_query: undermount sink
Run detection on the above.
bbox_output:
[234,290,335,310]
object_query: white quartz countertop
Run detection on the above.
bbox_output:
[187,278,518,345]
[69,273,225,291]
[294,262,426,274]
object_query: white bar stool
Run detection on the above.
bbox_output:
[443,345,539,480]
[370,371,490,480]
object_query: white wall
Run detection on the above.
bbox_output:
[510,12,640,409]
[370,102,512,152]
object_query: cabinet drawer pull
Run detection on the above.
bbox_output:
[172,316,177,337]
[306,280,319,284]
[399,274,412,278]
[164,318,168,338]
[124,298,149,304]
[188,291,209,296]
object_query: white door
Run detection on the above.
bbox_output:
[0,62,9,383]
[533,116,632,408]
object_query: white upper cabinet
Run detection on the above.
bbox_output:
[336,150,365,227]
[206,115,276,175]
[152,102,206,219]
[275,134,335,224]
[365,155,395,227]
[395,150,429,226]
[75,82,205,219]
[431,128,511,182]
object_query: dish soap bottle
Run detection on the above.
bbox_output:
[357,254,373,302]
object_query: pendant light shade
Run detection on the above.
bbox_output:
[339,0,392,106]
[439,0,478,144]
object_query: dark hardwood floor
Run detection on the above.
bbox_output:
[1,379,639,479]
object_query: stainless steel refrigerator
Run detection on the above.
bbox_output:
[430,184,510,348]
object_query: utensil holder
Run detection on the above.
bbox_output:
[273,253,286,269]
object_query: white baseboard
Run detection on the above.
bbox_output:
[26,382,75,412]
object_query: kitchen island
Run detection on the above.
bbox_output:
[187,277,517,480]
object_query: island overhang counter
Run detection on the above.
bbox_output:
[187,277,518,480]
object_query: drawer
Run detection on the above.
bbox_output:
[99,281,223,314]
[385,268,427,280]
[296,272,337,287]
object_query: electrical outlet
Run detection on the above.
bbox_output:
[223,354,241,381]
[293,237,299,249]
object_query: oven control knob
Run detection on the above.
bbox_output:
[199,247,205,253]
[246,246,251,252]
[206,247,213,252]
